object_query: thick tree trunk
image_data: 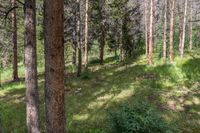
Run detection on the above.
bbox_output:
[24,0,40,132]
[163,0,167,62]
[44,0,66,132]
[169,0,175,63]
[84,0,89,67]
[148,0,153,65]
[144,0,148,60]
[77,0,82,77]
[181,0,188,58]
[189,0,193,50]
[12,0,19,81]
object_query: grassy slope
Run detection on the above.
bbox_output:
[0,50,200,133]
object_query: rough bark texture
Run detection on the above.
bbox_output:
[144,0,148,60]
[84,0,89,67]
[44,0,66,132]
[181,0,188,58]
[169,0,175,63]
[12,0,19,81]
[77,0,82,77]
[24,0,40,132]
[163,0,167,62]
[148,0,153,65]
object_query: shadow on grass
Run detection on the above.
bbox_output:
[0,55,200,133]
[0,77,45,133]
[182,58,200,82]
[65,56,200,133]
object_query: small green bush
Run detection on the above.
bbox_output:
[111,102,173,133]
[89,58,101,65]
[80,70,91,80]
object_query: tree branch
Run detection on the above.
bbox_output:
[4,6,19,25]
[16,0,25,6]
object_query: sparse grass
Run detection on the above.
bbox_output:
[0,49,200,133]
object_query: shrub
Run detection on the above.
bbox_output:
[80,70,91,80]
[89,58,101,65]
[111,102,173,133]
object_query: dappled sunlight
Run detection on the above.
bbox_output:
[1,52,200,132]
[65,55,200,132]
[0,82,25,104]
[73,114,89,121]
[0,93,25,104]
[88,89,134,110]
[113,89,134,102]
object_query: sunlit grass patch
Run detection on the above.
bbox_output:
[0,49,200,132]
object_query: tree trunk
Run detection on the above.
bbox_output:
[72,27,77,65]
[98,0,105,65]
[189,0,193,51]
[177,3,183,54]
[44,0,66,132]
[144,0,148,60]
[72,7,77,65]
[169,0,175,63]
[149,0,153,65]
[181,0,188,58]
[163,0,167,62]
[179,28,183,54]
[153,0,157,52]
[24,0,40,132]
[77,0,82,77]
[84,0,89,68]
[99,26,105,65]
[12,0,19,81]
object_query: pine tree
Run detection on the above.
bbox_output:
[44,0,66,132]
[24,0,40,132]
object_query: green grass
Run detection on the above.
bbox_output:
[0,50,200,133]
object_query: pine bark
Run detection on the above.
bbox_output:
[84,0,89,67]
[163,0,167,62]
[77,0,82,77]
[144,0,148,59]
[148,0,153,65]
[24,0,40,132]
[169,0,175,63]
[181,0,188,58]
[44,0,66,132]
[12,0,19,81]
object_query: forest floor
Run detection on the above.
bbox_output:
[0,50,200,133]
